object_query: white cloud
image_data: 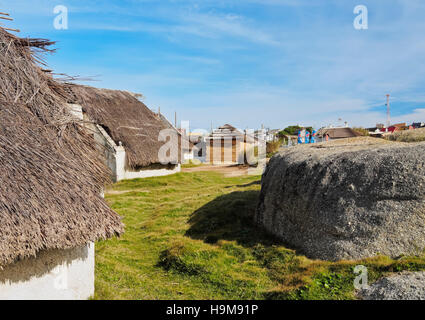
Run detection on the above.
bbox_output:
[178,12,281,46]
[391,108,425,124]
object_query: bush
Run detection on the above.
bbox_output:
[387,128,425,142]
[157,243,209,276]
[278,125,314,138]
[352,127,370,136]
[266,140,282,158]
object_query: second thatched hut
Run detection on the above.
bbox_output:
[66,85,181,182]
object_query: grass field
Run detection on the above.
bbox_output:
[95,171,425,300]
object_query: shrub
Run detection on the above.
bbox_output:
[279,125,312,136]
[387,128,425,142]
[157,243,209,276]
[352,127,370,136]
[266,140,282,158]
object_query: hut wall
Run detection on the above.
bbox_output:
[95,123,181,181]
[119,164,181,180]
[183,151,194,161]
[206,137,247,165]
[98,127,181,181]
[68,105,180,182]
[0,243,94,300]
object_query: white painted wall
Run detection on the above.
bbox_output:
[112,133,181,181]
[120,164,181,180]
[184,152,194,161]
[0,243,94,300]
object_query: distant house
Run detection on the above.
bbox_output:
[188,133,208,163]
[0,26,122,299]
[368,123,385,135]
[368,129,385,138]
[67,85,181,182]
[279,134,298,144]
[205,124,257,164]
[254,129,280,142]
[317,127,362,140]
[267,129,281,142]
[382,123,407,133]
[412,122,425,129]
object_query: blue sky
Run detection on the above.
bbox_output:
[2,0,425,130]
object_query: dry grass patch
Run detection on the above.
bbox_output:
[387,128,425,142]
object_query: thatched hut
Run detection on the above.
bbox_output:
[317,127,362,140]
[0,27,123,299]
[65,85,181,182]
[205,124,257,164]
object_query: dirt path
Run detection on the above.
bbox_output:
[182,164,259,177]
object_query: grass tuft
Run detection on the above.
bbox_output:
[387,128,425,142]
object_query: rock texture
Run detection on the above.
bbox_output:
[255,138,425,261]
[359,272,425,300]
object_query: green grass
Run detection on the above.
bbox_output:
[181,160,205,169]
[95,171,425,300]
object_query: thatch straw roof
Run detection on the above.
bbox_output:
[0,27,123,267]
[66,85,180,168]
[317,127,362,139]
[209,124,257,143]
[156,112,195,151]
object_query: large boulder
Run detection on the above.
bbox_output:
[359,272,425,300]
[255,138,425,261]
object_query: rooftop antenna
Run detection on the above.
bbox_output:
[386,94,391,128]
[174,111,177,128]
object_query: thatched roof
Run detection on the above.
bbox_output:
[219,124,237,131]
[66,85,179,168]
[317,127,362,139]
[0,27,123,267]
[210,124,244,137]
[209,124,258,143]
[156,112,195,151]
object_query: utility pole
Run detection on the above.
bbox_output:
[386,94,391,128]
